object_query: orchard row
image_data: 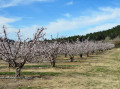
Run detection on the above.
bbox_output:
[0,27,114,77]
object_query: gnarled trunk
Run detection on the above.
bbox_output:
[70,56,74,62]
[91,51,94,55]
[87,52,89,57]
[15,67,21,78]
[51,58,56,67]
[65,53,67,58]
[51,61,56,67]
[80,54,82,59]
[14,60,26,78]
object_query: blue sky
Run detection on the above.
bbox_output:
[0,0,120,40]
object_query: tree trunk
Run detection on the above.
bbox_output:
[51,59,56,67]
[65,53,67,58]
[70,56,74,62]
[14,60,26,78]
[87,52,89,57]
[52,61,55,67]
[91,51,94,55]
[8,63,10,78]
[15,67,21,78]
[80,54,82,59]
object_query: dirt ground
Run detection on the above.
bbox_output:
[0,48,120,89]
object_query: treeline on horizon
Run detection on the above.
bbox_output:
[1,25,120,44]
[45,25,120,42]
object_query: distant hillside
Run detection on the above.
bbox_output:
[0,37,15,43]
[54,25,120,42]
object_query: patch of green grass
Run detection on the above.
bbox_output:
[78,72,96,76]
[0,65,79,69]
[111,51,120,57]
[56,65,79,67]
[90,66,110,73]
[24,65,79,69]
[70,66,120,77]
[0,72,61,76]
[22,72,61,76]
[0,66,8,68]
[0,72,14,75]
[112,57,120,61]
[23,65,51,68]
[69,72,96,77]
[17,86,52,89]
[0,65,51,69]
[89,66,120,75]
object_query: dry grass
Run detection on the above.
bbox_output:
[0,48,120,89]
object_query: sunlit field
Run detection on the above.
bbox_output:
[1,0,120,89]
[0,48,120,89]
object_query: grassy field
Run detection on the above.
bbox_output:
[0,48,120,89]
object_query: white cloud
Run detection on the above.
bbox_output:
[85,23,119,34]
[0,23,40,40]
[1,7,120,39]
[66,1,73,5]
[0,16,44,40]
[45,7,120,34]
[64,13,71,17]
[20,25,42,38]
[0,17,16,24]
[0,0,53,8]
[0,16,20,33]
